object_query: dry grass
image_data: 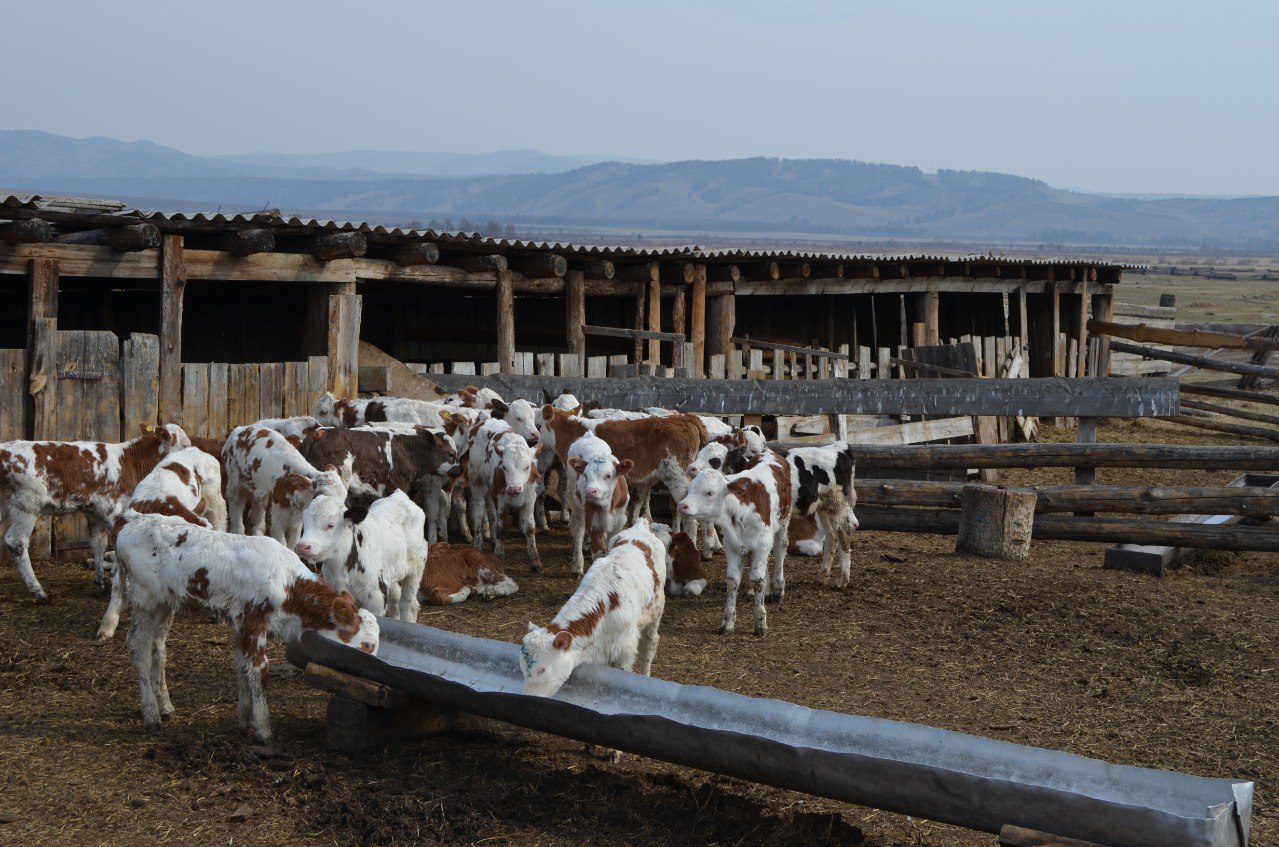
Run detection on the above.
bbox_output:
[0,419,1277,846]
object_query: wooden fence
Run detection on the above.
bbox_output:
[180,357,328,438]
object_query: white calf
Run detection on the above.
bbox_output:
[295,488,426,623]
[677,451,793,636]
[223,425,342,547]
[0,423,190,600]
[468,419,542,571]
[96,446,227,642]
[116,511,378,742]
[566,433,633,576]
[313,391,447,428]
[520,519,667,698]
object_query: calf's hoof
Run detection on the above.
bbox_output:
[33,592,52,605]
[716,624,731,636]
[753,624,767,637]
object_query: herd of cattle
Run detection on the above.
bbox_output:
[0,385,859,744]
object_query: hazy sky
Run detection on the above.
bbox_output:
[6,0,1277,195]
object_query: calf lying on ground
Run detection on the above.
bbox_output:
[96,446,228,642]
[223,424,343,547]
[421,542,519,605]
[295,487,426,622]
[520,519,667,699]
[677,450,793,636]
[650,522,708,597]
[566,433,633,575]
[787,441,860,588]
[313,391,448,428]
[0,423,191,601]
[787,514,825,556]
[469,419,542,571]
[116,510,378,743]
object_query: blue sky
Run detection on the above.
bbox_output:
[5,0,1277,194]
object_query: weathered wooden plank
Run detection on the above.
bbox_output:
[307,356,328,416]
[259,362,284,419]
[857,507,1279,552]
[327,294,362,398]
[1112,302,1177,321]
[1180,397,1279,427]
[423,375,1180,418]
[1179,381,1279,408]
[496,269,515,373]
[845,416,974,446]
[1089,318,1279,352]
[182,363,210,438]
[87,331,121,442]
[0,349,26,440]
[1169,413,1279,442]
[845,442,1279,470]
[856,478,1279,516]
[999,823,1109,847]
[29,318,57,442]
[1109,340,1279,380]
[207,363,230,437]
[284,360,309,417]
[121,333,160,435]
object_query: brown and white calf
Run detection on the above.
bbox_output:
[313,391,448,428]
[96,446,228,642]
[786,441,860,588]
[520,519,667,698]
[650,522,708,597]
[677,450,793,636]
[222,425,343,547]
[299,424,457,506]
[295,487,427,622]
[421,542,519,605]
[115,510,377,742]
[0,423,191,601]
[255,415,324,447]
[468,419,543,570]
[539,404,706,531]
[565,432,633,576]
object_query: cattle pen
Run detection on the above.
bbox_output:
[1,193,1275,847]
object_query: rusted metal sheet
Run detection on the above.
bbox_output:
[427,374,1179,418]
[287,621,1252,847]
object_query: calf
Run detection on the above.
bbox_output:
[786,441,860,588]
[520,519,667,700]
[650,522,708,597]
[565,433,633,575]
[683,440,758,559]
[116,511,377,742]
[96,446,227,642]
[787,514,825,556]
[468,419,542,570]
[421,542,519,605]
[677,450,793,636]
[313,392,447,428]
[539,404,706,532]
[0,423,190,601]
[295,488,426,622]
[222,425,342,547]
[255,415,323,447]
[299,425,457,508]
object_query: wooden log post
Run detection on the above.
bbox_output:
[327,290,362,398]
[707,291,736,365]
[25,258,57,560]
[496,268,515,373]
[565,269,586,373]
[955,484,1037,560]
[922,289,940,346]
[1074,417,1098,515]
[1090,288,1115,376]
[690,264,707,377]
[1075,281,1089,378]
[671,285,686,362]
[1109,340,1279,381]
[648,265,662,367]
[158,235,185,426]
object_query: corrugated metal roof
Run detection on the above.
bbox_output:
[1,193,1139,269]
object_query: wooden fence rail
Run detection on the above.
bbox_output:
[844,442,1279,470]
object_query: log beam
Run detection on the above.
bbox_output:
[510,253,567,279]
[1090,318,1279,352]
[1,218,55,245]
[569,258,613,279]
[158,235,185,426]
[452,254,508,274]
[56,223,161,253]
[663,262,695,284]
[922,289,940,346]
[1109,339,1279,381]
[219,228,275,257]
[706,264,740,283]
[690,264,707,377]
[307,231,367,261]
[390,242,440,267]
[1179,381,1279,408]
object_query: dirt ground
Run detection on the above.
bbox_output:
[0,419,1276,847]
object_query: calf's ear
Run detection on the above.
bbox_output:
[527,621,539,633]
[617,458,634,475]
[541,403,554,419]
[552,631,573,651]
[344,506,370,524]
[568,457,587,474]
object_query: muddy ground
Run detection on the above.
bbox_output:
[0,418,1276,847]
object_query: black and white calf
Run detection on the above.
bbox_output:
[786,441,860,588]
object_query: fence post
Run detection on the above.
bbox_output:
[158,235,185,426]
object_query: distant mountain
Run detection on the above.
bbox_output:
[3,130,1277,249]
[215,148,654,177]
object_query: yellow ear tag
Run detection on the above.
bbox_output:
[441,410,450,419]
[145,425,154,432]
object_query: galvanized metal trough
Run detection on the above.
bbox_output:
[288,619,1253,847]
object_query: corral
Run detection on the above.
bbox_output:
[0,194,1275,847]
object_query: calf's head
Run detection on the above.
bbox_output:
[520,624,577,697]
[686,442,728,479]
[312,392,339,425]
[314,587,380,654]
[295,492,361,563]
[505,399,539,445]
[570,454,633,504]
[494,434,539,497]
[678,468,732,520]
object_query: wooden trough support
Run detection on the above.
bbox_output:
[286,621,1254,847]
[303,662,453,754]
[1104,473,1279,575]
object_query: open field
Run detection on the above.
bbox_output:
[1,419,1277,847]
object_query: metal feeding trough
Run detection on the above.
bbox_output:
[288,620,1253,847]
